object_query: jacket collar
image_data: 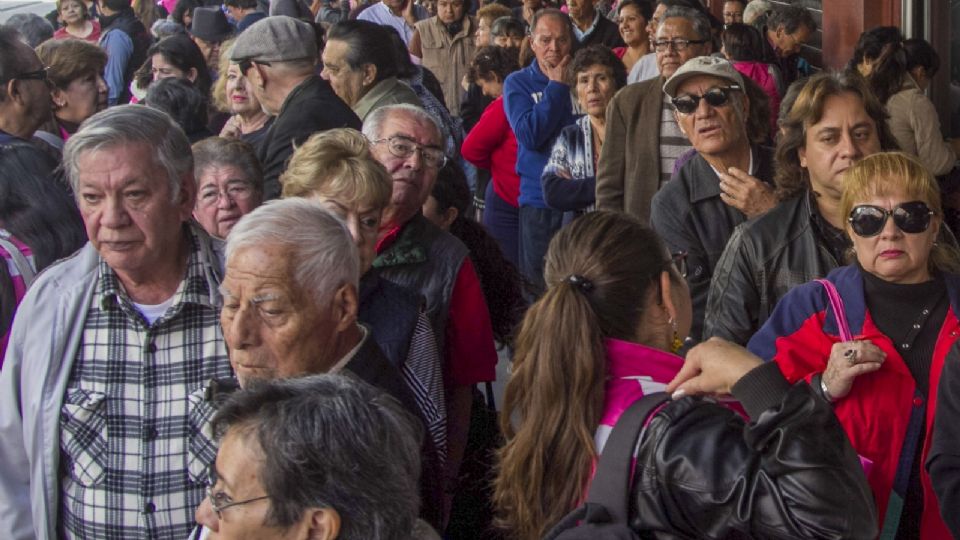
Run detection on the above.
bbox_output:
[604,338,684,382]
[687,146,759,203]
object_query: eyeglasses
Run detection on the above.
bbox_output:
[238,59,271,75]
[671,85,740,115]
[670,251,688,278]
[848,201,934,237]
[198,182,257,208]
[12,67,49,83]
[206,486,270,519]
[371,135,447,169]
[650,38,709,52]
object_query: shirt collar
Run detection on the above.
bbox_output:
[572,11,601,41]
[328,325,369,374]
[688,147,756,203]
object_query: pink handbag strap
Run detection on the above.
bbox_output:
[815,279,853,341]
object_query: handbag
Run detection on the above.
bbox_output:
[543,392,671,540]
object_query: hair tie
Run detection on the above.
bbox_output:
[567,274,594,293]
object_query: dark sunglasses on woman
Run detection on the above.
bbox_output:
[671,85,740,115]
[848,200,934,237]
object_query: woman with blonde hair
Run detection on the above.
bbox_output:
[494,211,877,539]
[212,40,273,146]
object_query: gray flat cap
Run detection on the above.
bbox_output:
[230,15,317,63]
[663,56,745,98]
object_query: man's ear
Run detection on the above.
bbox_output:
[187,67,199,83]
[332,283,359,332]
[362,63,377,87]
[177,172,197,220]
[439,206,459,230]
[305,507,341,540]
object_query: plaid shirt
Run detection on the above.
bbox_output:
[59,229,231,539]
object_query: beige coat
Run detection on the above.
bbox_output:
[415,16,475,116]
[886,77,956,176]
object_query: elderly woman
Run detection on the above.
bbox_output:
[34,38,108,150]
[279,128,447,473]
[612,0,653,73]
[409,0,476,115]
[494,211,877,539]
[52,0,101,42]
[212,41,273,147]
[748,152,960,539]
[321,20,422,121]
[461,46,521,266]
[541,45,627,217]
[191,137,264,240]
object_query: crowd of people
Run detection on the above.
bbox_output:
[2,0,960,538]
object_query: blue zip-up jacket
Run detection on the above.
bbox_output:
[503,60,577,208]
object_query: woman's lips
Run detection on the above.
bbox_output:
[880,249,904,258]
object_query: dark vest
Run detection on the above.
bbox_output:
[358,271,422,370]
[373,214,470,356]
[102,9,150,104]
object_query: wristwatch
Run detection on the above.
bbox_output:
[819,375,836,403]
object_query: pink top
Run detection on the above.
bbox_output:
[0,231,35,366]
[732,61,781,135]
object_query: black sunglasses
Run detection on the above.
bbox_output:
[671,85,740,115]
[13,67,49,83]
[848,201,934,237]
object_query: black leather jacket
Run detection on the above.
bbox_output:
[631,363,878,539]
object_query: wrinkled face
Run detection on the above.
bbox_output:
[477,74,503,98]
[436,0,465,24]
[772,23,812,57]
[152,53,190,81]
[194,37,221,69]
[225,63,262,116]
[76,143,194,283]
[475,16,493,47]
[310,194,382,275]
[193,164,262,240]
[368,112,444,228]
[655,17,710,79]
[220,244,348,387]
[12,43,53,131]
[566,0,593,21]
[798,92,881,202]
[673,75,748,157]
[722,0,744,24]
[493,33,523,48]
[530,15,573,71]
[54,70,108,125]
[59,0,85,24]
[849,187,938,285]
[617,4,648,47]
[320,39,368,108]
[576,63,617,119]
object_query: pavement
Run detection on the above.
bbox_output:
[0,0,57,23]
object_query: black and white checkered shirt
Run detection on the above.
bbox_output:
[59,230,232,539]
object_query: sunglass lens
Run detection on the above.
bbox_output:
[894,202,932,233]
[673,96,697,114]
[703,88,729,107]
[850,206,886,237]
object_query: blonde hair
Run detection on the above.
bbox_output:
[280,128,392,211]
[841,151,960,273]
[211,38,236,113]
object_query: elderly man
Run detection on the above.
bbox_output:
[231,16,360,200]
[650,56,775,343]
[363,104,498,503]
[758,4,816,89]
[722,0,745,24]
[503,8,578,293]
[567,0,623,47]
[0,105,232,540]
[195,375,433,539]
[216,198,443,528]
[596,5,711,223]
[0,27,53,146]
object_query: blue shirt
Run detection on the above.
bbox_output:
[100,28,134,106]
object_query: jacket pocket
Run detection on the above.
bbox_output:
[60,389,108,487]
[186,389,219,486]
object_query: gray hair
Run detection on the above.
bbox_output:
[225,198,359,305]
[660,5,711,42]
[5,14,53,47]
[192,137,263,193]
[62,105,193,200]
[212,374,422,539]
[361,104,445,148]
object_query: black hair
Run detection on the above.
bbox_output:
[617,0,653,21]
[904,38,939,78]
[145,77,209,139]
[0,26,29,100]
[848,26,905,104]
[147,33,212,97]
[431,162,526,343]
[223,0,257,8]
[170,0,200,27]
[468,45,520,84]
[326,20,398,82]
[721,22,765,62]
[490,16,524,38]
[766,4,816,35]
[569,44,628,90]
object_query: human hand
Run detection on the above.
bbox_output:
[719,167,777,218]
[219,116,242,139]
[543,55,571,83]
[666,337,763,399]
[822,340,885,401]
[403,0,417,25]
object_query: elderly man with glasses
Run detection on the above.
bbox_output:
[0,27,53,147]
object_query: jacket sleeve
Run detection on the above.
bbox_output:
[702,223,760,345]
[460,101,504,171]
[595,89,626,211]
[928,347,960,538]
[503,77,572,153]
[541,127,596,211]
[633,363,878,540]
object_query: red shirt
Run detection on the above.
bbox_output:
[377,224,498,387]
[53,20,102,43]
[461,96,521,207]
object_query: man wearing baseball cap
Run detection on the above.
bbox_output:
[231,16,361,199]
[650,55,776,343]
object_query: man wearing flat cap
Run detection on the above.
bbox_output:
[231,16,361,199]
[650,55,776,343]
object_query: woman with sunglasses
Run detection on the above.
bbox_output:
[748,152,960,539]
[494,211,877,539]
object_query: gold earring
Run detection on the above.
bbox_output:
[669,318,682,354]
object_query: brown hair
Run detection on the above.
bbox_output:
[35,38,107,90]
[192,136,263,193]
[280,128,392,211]
[841,151,960,274]
[494,212,678,539]
[773,70,897,201]
[476,2,511,25]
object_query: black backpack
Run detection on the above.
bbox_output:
[543,392,671,540]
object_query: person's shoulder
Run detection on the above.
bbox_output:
[22,243,97,303]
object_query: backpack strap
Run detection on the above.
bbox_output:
[0,235,36,288]
[815,279,853,341]
[585,392,671,524]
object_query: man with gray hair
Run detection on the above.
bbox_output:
[0,105,232,539]
[3,14,54,47]
[596,4,711,223]
[215,197,443,528]
[230,15,360,200]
